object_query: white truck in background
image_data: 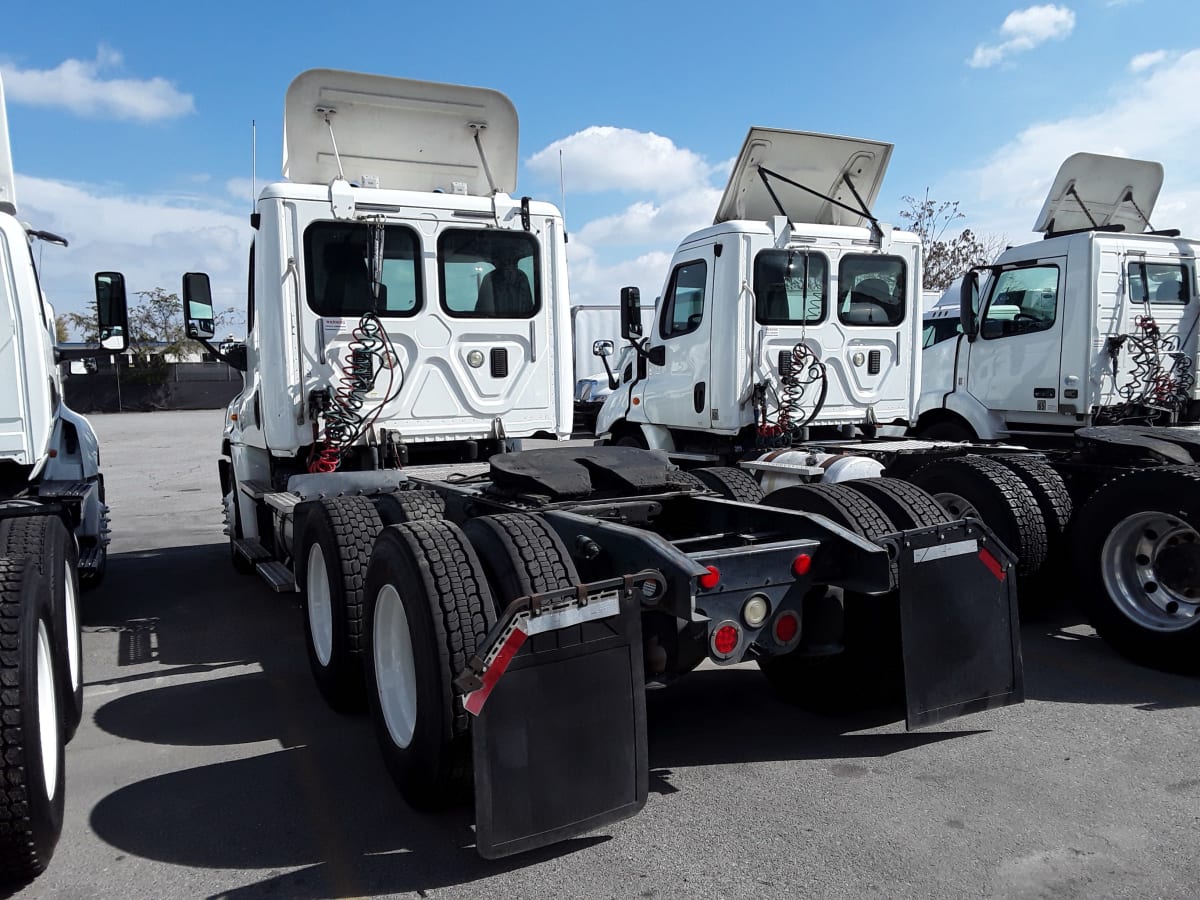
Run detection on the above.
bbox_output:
[594,134,1200,672]
[183,72,1023,860]
[0,74,129,883]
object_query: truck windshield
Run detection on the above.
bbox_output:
[753,249,827,324]
[304,222,421,317]
[1128,261,1190,304]
[439,229,540,318]
[837,255,906,326]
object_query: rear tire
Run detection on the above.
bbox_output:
[1072,466,1200,672]
[839,478,951,530]
[297,496,383,712]
[690,467,764,503]
[463,514,579,611]
[374,490,446,525]
[0,558,65,883]
[757,485,903,711]
[0,517,84,743]
[364,521,497,810]
[907,455,1048,577]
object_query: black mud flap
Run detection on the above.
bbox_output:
[457,573,658,859]
[894,520,1024,729]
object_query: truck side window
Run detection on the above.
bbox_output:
[837,255,906,326]
[1127,261,1190,304]
[980,265,1059,339]
[753,249,826,324]
[659,260,707,339]
[304,222,421,317]
[439,229,540,318]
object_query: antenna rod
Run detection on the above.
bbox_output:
[251,119,256,209]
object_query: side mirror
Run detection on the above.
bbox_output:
[959,271,980,341]
[94,272,129,352]
[183,272,216,341]
[620,286,642,340]
[593,339,615,358]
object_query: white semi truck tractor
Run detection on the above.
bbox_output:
[0,74,129,882]
[185,71,1023,859]
[915,152,1200,670]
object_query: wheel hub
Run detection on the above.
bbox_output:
[1102,511,1200,632]
[306,543,334,666]
[931,490,980,521]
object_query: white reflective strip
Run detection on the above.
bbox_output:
[912,539,978,563]
[524,593,620,636]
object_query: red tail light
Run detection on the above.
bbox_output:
[774,612,800,645]
[698,565,721,590]
[792,553,812,577]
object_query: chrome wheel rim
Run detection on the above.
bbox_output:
[306,543,334,667]
[64,559,81,694]
[1102,511,1200,633]
[36,620,59,798]
[373,584,418,750]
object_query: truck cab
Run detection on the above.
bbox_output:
[595,128,924,454]
[918,152,1200,442]
[187,70,573,533]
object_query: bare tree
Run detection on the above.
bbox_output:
[899,190,1006,292]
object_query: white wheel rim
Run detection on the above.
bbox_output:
[373,584,418,750]
[306,543,334,667]
[36,620,59,799]
[64,560,81,693]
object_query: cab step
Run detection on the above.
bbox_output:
[257,560,297,593]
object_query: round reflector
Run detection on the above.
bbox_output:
[698,565,721,590]
[713,623,739,655]
[774,612,800,644]
[792,554,812,577]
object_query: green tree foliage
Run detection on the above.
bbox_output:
[899,190,1006,292]
[53,315,69,343]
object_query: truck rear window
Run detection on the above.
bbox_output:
[438,229,541,318]
[837,255,906,326]
[1128,261,1190,304]
[304,223,421,317]
[753,249,827,324]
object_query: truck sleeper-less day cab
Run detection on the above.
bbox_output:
[187,72,1023,859]
[914,152,1200,670]
[593,133,1200,674]
[0,74,130,883]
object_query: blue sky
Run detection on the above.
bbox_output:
[3,0,1197,333]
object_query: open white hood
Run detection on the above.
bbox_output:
[1033,152,1164,235]
[282,69,519,195]
[0,74,15,215]
[715,127,893,226]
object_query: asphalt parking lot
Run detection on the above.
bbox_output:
[14,409,1200,899]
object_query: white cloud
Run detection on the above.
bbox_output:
[578,188,722,248]
[957,48,1200,239]
[17,174,248,330]
[0,47,194,122]
[1130,50,1168,72]
[969,5,1076,68]
[527,126,717,195]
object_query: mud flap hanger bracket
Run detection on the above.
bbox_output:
[455,569,666,715]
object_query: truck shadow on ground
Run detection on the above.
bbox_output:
[80,542,1198,899]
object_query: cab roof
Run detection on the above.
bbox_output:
[282,69,518,196]
[715,127,892,227]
